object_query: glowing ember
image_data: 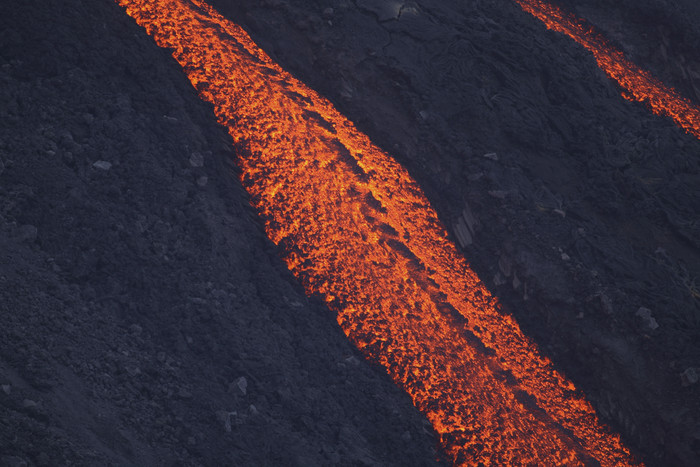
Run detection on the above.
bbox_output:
[515,0,700,139]
[117,0,640,464]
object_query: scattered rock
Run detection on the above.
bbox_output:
[215,410,237,432]
[1,384,10,395]
[16,225,38,243]
[681,368,699,386]
[344,356,361,366]
[498,254,513,277]
[596,293,614,315]
[493,272,507,286]
[356,0,402,21]
[3,0,699,464]
[636,307,659,331]
[92,160,112,170]
[22,399,37,408]
[234,376,247,395]
[189,152,204,167]
[454,203,478,248]
[454,217,473,247]
[512,270,521,289]
[58,131,75,149]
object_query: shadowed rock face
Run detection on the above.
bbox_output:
[0,0,698,466]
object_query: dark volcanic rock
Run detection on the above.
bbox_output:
[2,0,700,465]
[0,0,438,465]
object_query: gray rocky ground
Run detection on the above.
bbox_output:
[1,0,699,465]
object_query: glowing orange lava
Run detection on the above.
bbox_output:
[117,0,640,464]
[515,0,700,139]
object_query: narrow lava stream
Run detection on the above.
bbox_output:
[117,0,639,464]
[515,0,700,139]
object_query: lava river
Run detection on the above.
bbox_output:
[515,0,700,139]
[117,0,640,464]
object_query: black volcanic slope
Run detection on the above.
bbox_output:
[2,0,700,465]
[0,0,439,465]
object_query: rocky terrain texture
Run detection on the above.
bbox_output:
[0,1,439,465]
[1,0,699,465]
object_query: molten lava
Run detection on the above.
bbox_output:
[515,0,700,139]
[117,0,640,464]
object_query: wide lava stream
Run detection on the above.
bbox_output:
[117,0,640,464]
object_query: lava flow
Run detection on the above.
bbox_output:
[117,0,639,464]
[515,0,700,139]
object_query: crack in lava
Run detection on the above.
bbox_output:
[117,0,640,464]
[515,0,700,139]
